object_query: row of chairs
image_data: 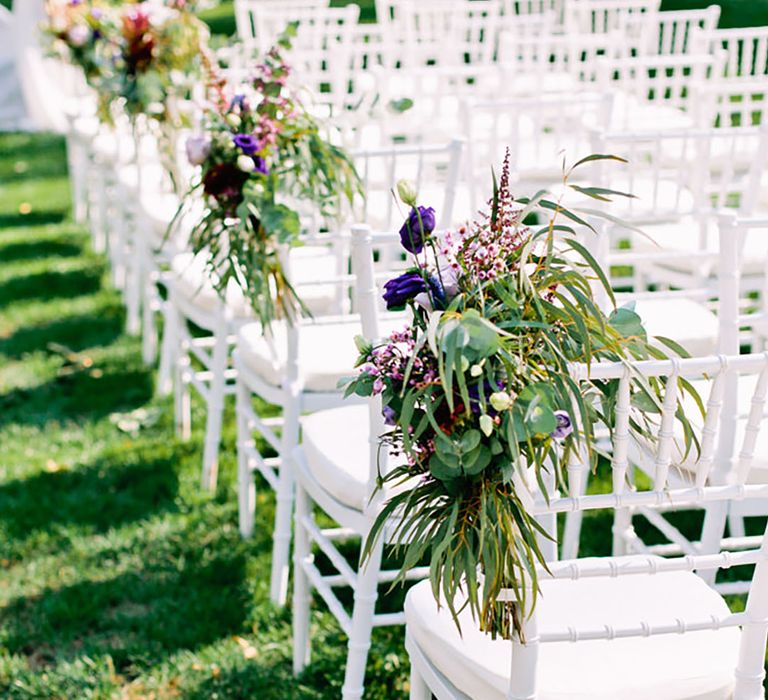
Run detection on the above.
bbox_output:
[59,2,768,698]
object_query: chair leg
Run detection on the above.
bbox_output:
[141,256,158,366]
[341,538,384,700]
[270,393,299,606]
[292,482,312,675]
[157,298,175,396]
[201,324,228,492]
[409,663,431,700]
[236,379,256,538]
[124,213,142,337]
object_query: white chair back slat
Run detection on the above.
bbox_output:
[695,367,728,488]
[610,372,632,494]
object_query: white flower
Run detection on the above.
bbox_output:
[479,414,494,437]
[67,24,90,47]
[226,113,242,129]
[237,155,256,173]
[396,179,418,206]
[489,391,511,412]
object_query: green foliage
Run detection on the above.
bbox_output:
[176,26,360,326]
[348,155,703,639]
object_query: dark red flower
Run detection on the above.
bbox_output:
[203,163,249,212]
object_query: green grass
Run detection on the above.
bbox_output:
[0,131,413,699]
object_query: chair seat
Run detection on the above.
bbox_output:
[171,252,253,318]
[632,217,768,279]
[300,404,407,511]
[632,297,719,357]
[237,313,407,393]
[171,247,346,320]
[405,559,739,700]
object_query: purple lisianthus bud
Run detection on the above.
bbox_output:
[399,206,436,254]
[185,135,211,166]
[254,156,268,175]
[382,271,428,310]
[382,405,397,425]
[551,410,573,440]
[230,94,249,112]
[233,133,259,156]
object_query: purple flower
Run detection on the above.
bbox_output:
[399,206,436,254]
[382,406,397,426]
[233,134,259,156]
[185,135,211,166]
[254,156,268,174]
[383,271,428,310]
[551,410,573,440]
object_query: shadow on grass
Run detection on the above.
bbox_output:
[0,447,180,540]
[0,211,68,228]
[0,308,124,359]
[0,237,84,264]
[0,365,153,428]
[0,551,249,672]
[0,266,104,309]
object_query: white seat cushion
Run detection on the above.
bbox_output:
[237,313,407,393]
[405,560,739,700]
[633,218,768,279]
[632,297,719,357]
[171,247,347,320]
[301,404,407,510]
[171,252,253,318]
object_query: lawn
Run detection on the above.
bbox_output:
[0,132,413,699]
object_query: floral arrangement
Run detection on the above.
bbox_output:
[346,154,699,639]
[44,0,208,123]
[174,25,360,325]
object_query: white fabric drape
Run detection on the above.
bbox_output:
[13,0,81,132]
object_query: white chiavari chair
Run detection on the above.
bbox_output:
[590,125,768,296]
[234,139,463,609]
[406,352,768,700]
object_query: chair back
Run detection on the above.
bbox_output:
[391,0,503,67]
[589,125,768,224]
[234,0,330,51]
[712,26,768,80]
[461,92,612,209]
[648,5,720,56]
[498,29,622,85]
